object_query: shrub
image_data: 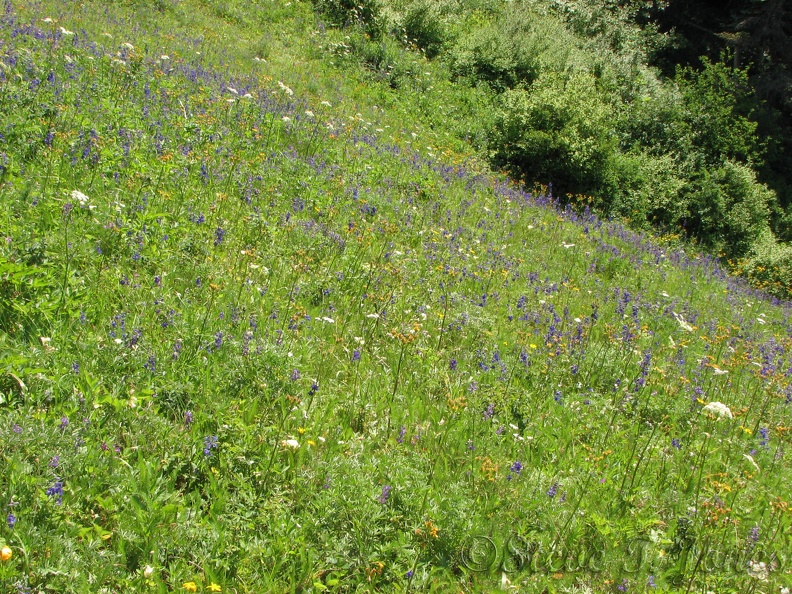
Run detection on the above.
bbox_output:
[399,0,454,58]
[313,0,385,38]
[684,160,773,258]
[450,7,575,92]
[606,150,686,229]
[489,71,617,197]
[738,230,792,298]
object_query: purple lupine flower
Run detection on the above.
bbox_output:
[71,362,80,374]
[547,482,559,498]
[214,332,223,349]
[377,485,392,504]
[184,410,194,427]
[214,227,226,246]
[510,461,523,475]
[759,427,770,448]
[7,513,16,529]
[46,481,64,505]
[59,417,69,431]
[12,424,21,434]
[309,382,319,395]
[49,455,60,468]
[647,575,656,588]
[397,426,406,444]
[671,438,682,449]
[482,402,495,420]
[352,350,361,361]
[290,369,301,381]
[203,435,219,456]
[617,579,629,592]
[405,570,414,579]
[172,340,183,360]
[449,358,457,371]
[747,526,760,544]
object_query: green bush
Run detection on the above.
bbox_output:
[449,7,575,91]
[606,150,686,229]
[621,59,763,168]
[313,0,385,38]
[347,31,410,87]
[684,160,773,257]
[489,71,617,197]
[738,230,792,298]
[399,0,455,58]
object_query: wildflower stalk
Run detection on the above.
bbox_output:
[692,426,713,514]
[182,288,217,366]
[385,339,407,435]
[260,398,290,495]
[684,536,710,594]
[406,415,454,593]
[57,206,71,315]
[623,422,657,500]
[436,283,449,351]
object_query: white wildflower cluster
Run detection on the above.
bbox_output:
[747,560,768,581]
[281,438,300,449]
[277,81,294,96]
[70,190,95,210]
[701,401,733,419]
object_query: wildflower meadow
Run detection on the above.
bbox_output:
[1,0,792,592]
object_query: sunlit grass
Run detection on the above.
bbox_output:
[1,1,791,592]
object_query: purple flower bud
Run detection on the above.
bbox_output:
[377,485,392,504]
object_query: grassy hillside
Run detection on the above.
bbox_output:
[1,0,792,592]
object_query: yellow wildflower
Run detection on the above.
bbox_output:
[183,582,198,592]
[208,583,222,592]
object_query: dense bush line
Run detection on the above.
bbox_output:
[313,0,792,296]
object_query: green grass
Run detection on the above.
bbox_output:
[1,1,792,592]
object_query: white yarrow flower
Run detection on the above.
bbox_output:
[282,438,300,449]
[747,560,768,581]
[71,190,89,204]
[59,27,74,36]
[702,401,733,419]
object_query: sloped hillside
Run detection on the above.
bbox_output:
[1,1,792,592]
